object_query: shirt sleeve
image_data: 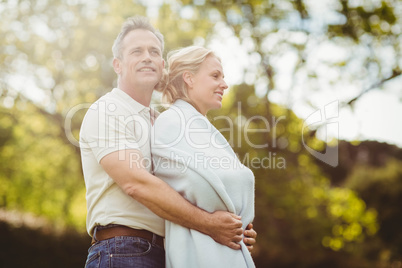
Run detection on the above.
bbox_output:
[80,100,142,163]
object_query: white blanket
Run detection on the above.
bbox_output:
[151,100,255,268]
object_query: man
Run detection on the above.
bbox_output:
[80,16,256,267]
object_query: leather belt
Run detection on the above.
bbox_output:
[91,225,164,248]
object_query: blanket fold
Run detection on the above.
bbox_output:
[152,100,255,268]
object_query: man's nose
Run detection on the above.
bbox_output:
[142,51,152,62]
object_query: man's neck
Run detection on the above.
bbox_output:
[119,83,153,107]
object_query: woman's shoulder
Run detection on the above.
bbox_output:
[152,105,187,145]
[154,105,184,126]
[155,100,202,124]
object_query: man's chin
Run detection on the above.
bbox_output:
[131,74,160,87]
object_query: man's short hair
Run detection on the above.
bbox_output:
[112,16,164,59]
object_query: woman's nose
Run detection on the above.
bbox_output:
[221,80,228,90]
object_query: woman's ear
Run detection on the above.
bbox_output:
[182,71,193,89]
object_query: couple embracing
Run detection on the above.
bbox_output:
[80,16,256,268]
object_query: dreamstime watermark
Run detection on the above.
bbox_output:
[64,100,339,168]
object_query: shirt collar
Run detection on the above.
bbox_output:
[112,88,149,113]
[112,88,159,119]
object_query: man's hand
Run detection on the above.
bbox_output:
[206,211,244,250]
[244,223,257,253]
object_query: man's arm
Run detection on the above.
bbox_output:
[100,149,243,250]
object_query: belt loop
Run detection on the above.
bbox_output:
[151,233,157,246]
[93,226,99,243]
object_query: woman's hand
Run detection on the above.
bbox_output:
[244,223,257,253]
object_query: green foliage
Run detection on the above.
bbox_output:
[346,158,402,262]
[157,3,214,53]
[0,104,85,229]
[328,1,397,40]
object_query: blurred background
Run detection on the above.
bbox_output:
[0,0,401,267]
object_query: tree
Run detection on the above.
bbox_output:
[179,0,401,105]
[346,158,402,263]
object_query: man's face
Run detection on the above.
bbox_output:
[115,29,164,91]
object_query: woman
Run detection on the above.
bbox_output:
[152,46,255,268]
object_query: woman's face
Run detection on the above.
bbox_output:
[187,55,228,115]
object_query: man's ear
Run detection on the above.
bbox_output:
[113,58,121,74]
[182,71,193,88]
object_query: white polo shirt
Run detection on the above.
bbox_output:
[79,88,164,237]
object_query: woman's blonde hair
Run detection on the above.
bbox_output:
[161,46,220,105]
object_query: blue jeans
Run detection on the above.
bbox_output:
[85,236,165,268]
